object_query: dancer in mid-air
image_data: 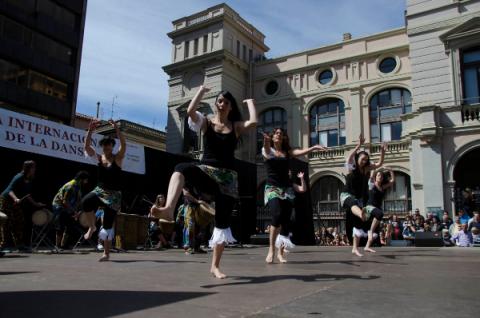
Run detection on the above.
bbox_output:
[152,85,257,278]
[82,119,126,261]
[262,128,324,263]
[341,134,387,250]
[351,168,394,256]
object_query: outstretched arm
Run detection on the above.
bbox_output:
[293,172,307,193]
[235,99,257,136]
[187,85,210,133]
[290,145,327,157]
[84,119,100,159]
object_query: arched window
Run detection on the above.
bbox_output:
[369,88,411,143]
[309,98,345,147]
[256,108,287,153]
[311,176,344,214]
[383,171,412,216]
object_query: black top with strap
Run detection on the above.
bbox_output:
[343,168,370,204]
[98,157,122,191]
[367,183,385,208]
[201,120,237,169]
[264,151,290,188]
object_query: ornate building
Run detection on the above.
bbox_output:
[163,2,480,226]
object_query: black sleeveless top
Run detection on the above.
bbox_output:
[343,168,370,203]
[201,120,237,169]
[98,158,122,191]
[265,156,290,188]
[368,183,385,208]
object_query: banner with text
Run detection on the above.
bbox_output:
[0,108,146,174]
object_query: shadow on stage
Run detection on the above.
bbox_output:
[0,290,215,317]
[0,271,39,275]
[201,273,380,289]
[110,259,207,264]
[287,259,408,266]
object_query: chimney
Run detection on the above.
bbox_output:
[343,32,352,41]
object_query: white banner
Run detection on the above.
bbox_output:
[0,108,146,174]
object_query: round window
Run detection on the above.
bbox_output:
[265,80,279,95]
[379,57,397,74]
[318,70,333,85]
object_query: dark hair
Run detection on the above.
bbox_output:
[354,151,371,170]
[270,127,291,155]
[155,194,165,207]
[216,91,243,123]
[74,170,90,181]
[22,160,36,174]
[99,136,116,147]
[374,170,391,186]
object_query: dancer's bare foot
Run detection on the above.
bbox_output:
[364,247,376,253]
[352,249,363,257]
[265,250,274,264]
[84,226,96,240]
[210,267,227,279]
[277,253,287,263]
[99,254,109,262]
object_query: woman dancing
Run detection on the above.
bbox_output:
[262,128,323,263]
[152,85,257,278]
[82,119,126,261]
[351,168,394,256]
[341,135,386,252]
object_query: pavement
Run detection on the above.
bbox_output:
[0,246,478,318]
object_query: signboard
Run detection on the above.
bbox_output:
[0,108,146,174]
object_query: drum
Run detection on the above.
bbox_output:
[32,209,53,226]
[115,213,148,250]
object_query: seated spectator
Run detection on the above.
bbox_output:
[467,211,480,242]
[451,223,473,247]
[402,218,416,241]
[439,212,453,231]
[391,221,403,240]
[403,215,413,229]
[430,216,441,232]
[413,208,425,223]
[458,210,470,225]
[414,218,425,232]
[449,216,462,237]
[379,231,387,246]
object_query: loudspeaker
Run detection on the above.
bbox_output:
[250,234,269,245]
[415,231,444,247]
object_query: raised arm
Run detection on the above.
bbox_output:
[110,120,126,161]
[370,142,387,170]
[187,85,210,132]
[262,132,272,159]
[346,134,365,168]
[290,144,327,158]
[235,99,257,136]
[84,119,99,158]
[293,172,307,193]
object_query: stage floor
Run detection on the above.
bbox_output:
[1,246,478,318]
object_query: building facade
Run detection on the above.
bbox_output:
[0,0,87,125]
[164,2,480,224]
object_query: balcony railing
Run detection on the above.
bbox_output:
[461,104,480,122]
[309,146,345,160]
[370,140,410,154]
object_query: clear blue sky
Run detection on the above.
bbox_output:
[76,0,406,131]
